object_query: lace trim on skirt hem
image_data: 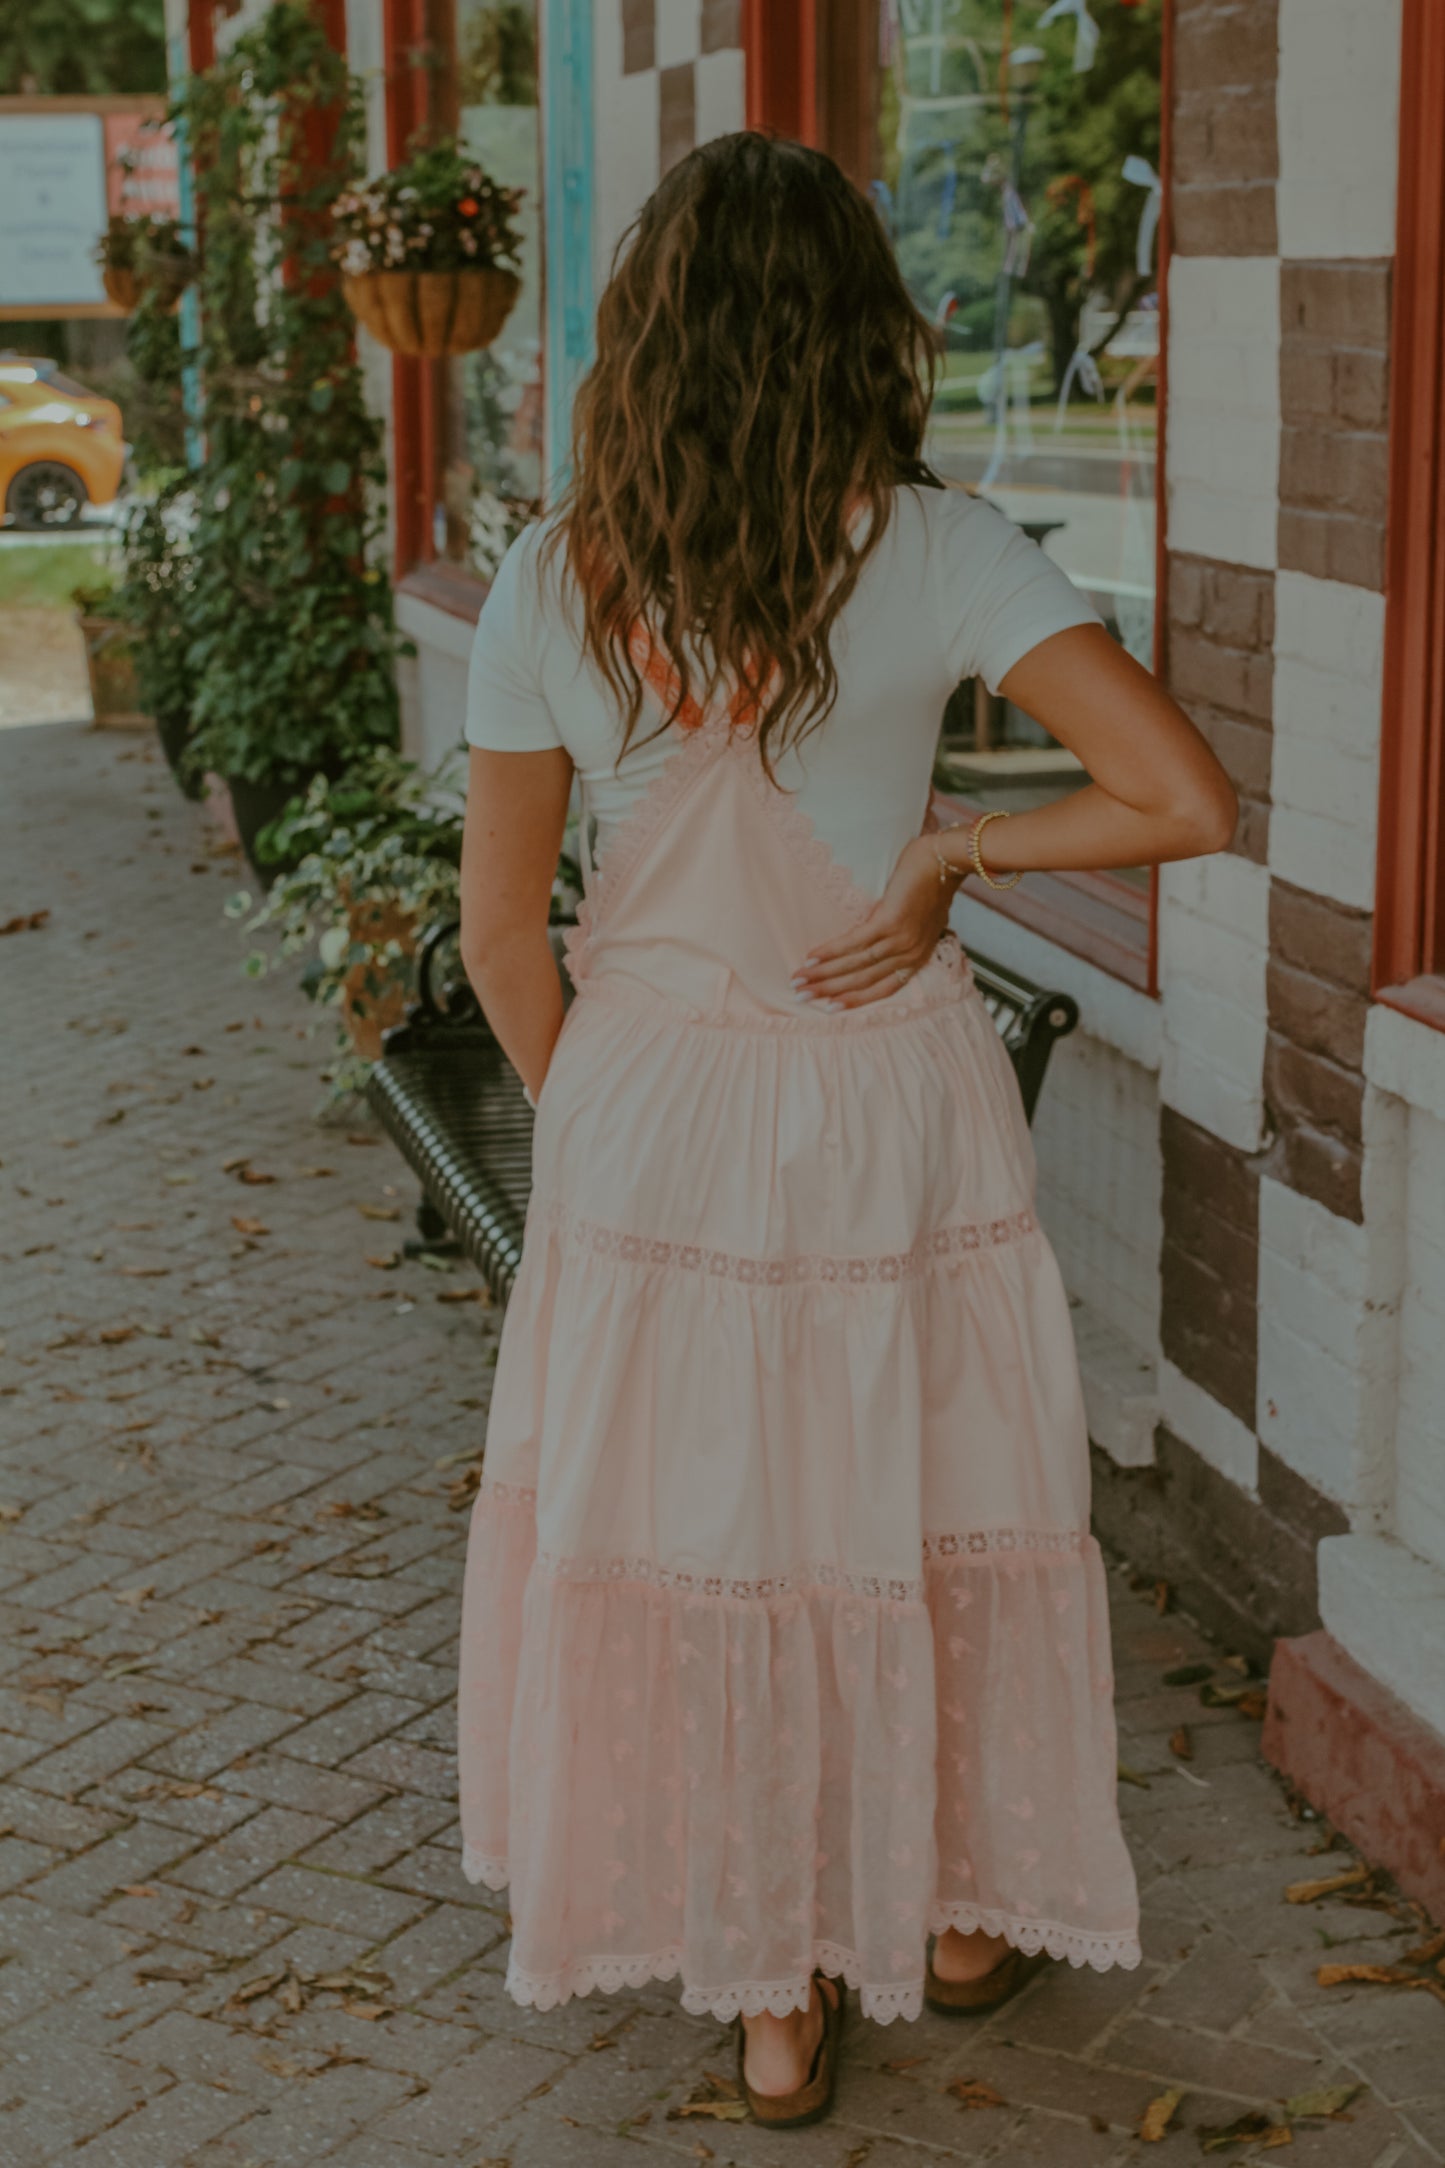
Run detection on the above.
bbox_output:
[459,1850,1141,2019]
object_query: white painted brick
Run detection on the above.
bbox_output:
[1158,853,1269,1150]
[1160,1361,1259,1494]
[1269,574,1386,909]
[1073,1301,1159,1469]
[695,46,746,144]
[655,0,702,67]
[595,59,659,275]
[1166,258,1280,572]
[1256,1178,1396,1511]
[1277,0,1402,261]
[1033,1032,1162,1365]
[1319,1534,1445,1743]
[1366,1004,1445,1127]
[1395,1105,1445,1574]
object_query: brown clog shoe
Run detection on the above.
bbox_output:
[924,1938,1047,2015]
[736,1971,846,2128]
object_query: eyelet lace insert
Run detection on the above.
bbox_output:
[532,1197,1039,1287]
[476,1484,1088,1605]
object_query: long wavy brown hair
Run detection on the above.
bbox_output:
[547,131,936,773]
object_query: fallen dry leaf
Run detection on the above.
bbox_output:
[1117,1761,1152,1790]
[1200,1678,1259,1708]
[881,2055,927,2075]
[230,1969,287,2005]
[436,1285,491,1305]
[134,1958,207,1983]
[1163,1662,1213,1687]
[231,1216,269,1238]
[1138,2087,1184,2142]
[255,2050,305,2079]
[120,1884,160,1899]
[1404,1931,1445,1966]
[1154,1578,1171,1614]
[1200,2111,1292,2153]
[0,1504,23,1524]
[947,2077,1007,2110]
[1316,1963,1416,1988]
[1169,1725,1193,1760]
[297,1165,334,1177]
[669,2070,748,2123]
[112,1585,154,1608]
[343,2001,390,2021]
[1238,1689,1269,1720]
[364,1252,400,1270]
[239,1168,276,1186]
[1283,2083,1364,2119]
[0,910,50,936]
[358,1203,401,1222]
[1287,1864,1371,1904]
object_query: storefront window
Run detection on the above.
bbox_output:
[861,0,1162,835]
[437,0,545,577]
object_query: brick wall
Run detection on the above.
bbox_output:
[1265,880,1372,1222]
[1171,0,1278,255]
[1278,262,1393,591]
[1166,556,1273,865]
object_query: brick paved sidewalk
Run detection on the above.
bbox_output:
[1,723,1441,2168]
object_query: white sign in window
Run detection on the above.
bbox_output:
[0,113,110,309]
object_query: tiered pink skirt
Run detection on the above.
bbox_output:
[458,955,1141,2024]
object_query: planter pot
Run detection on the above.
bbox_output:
[227,773,310,881]
[102,259,191,315]
[77,612,148,730]
[341,267,520,357]
[340,898,420,1061]
[155,708,202,800]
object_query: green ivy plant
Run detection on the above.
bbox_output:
[168,1,407,790]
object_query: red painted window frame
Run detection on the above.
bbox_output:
[1374,0,1445,1030]
[742,0,1167,996]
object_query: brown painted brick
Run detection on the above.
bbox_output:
[1279,347,1335,420]
[1266,1034,1365,1145]
[1271,1118,1364,1223]
[1173,0,1279,92]
[621,0,654,74]
[1172,182,1278,258]
[1267,958,1367,1070]
[701,0,742,50]
[1277,507,1387,592]
[1170,630,1256,719]
[1279,426,1389,522]
[659,60,696,175]
[1334,348,1391,430]
[1160,1109,1259,1429]
[1233,797,1270,865]
[1205,87,1281,182]
[1168,554,1205,629]
[1200,563,1273,652]
[1269,880,1373,999]
[1189,709,1272,803]
[1281,261,1392,345]
[1162,1107,1259,1234]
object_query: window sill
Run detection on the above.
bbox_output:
[936,792,1156,993]
[1375,976,1445,1035]
[396,559,490,624]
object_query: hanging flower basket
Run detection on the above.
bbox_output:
[96,217,194,316]
[341,265,521,357]
[333,140,525,357]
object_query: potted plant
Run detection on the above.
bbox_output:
[333,136,524,356]
[236,751,584,1082]
[238,753,466,1068]
[71,571,149,729]
[95,215,195,313]
[170,2,410,874]
[116,481,202,792]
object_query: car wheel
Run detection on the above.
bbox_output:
[5,462,88,529]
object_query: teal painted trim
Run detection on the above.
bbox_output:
[167,29,205,469]
[542,0,595,493]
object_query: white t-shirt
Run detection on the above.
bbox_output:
[465,485,1097,900]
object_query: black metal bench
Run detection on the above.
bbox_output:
[369,921,1079,1306]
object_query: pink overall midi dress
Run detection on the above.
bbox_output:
[457,603,1142,2025]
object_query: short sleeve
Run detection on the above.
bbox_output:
[464,527,563,752]
[930,488,1101,694]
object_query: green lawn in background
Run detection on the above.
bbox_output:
[0,542,117,612]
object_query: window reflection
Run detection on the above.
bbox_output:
[868,0,1161,830]
[440,0,544,577]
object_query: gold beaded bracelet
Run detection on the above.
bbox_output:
[932,821,970,890]
[967,810,1023,891]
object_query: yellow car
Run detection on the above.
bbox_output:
[0,355,126,528]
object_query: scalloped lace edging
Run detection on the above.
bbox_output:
[456,1854,1140,2019]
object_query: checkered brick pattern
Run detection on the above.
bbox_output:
[0,719,1440,2164]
